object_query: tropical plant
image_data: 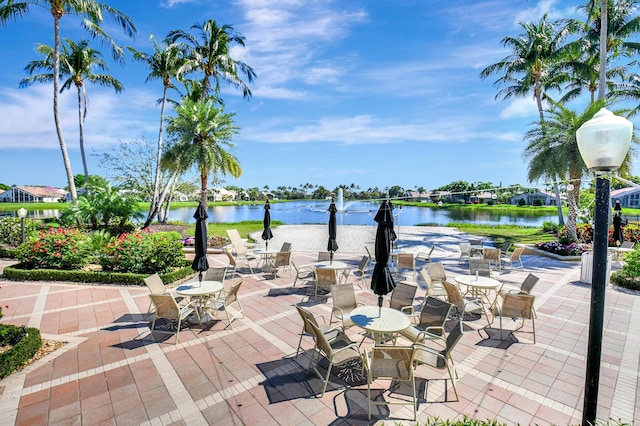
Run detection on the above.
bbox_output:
[20,39,123,186]
[0,217,38,247]
[167,19,256,101]
[164,97,242,207]
[0,0,136,201]
[479,14,576,123]
[524,100,608,242]
[129,36,185,227]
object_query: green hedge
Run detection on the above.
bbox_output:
[2,262,194,285]
[0,325,42,379]
[610,271,640,291]
[0,246,16,258]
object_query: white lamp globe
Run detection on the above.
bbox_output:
[17,208,27,218]
[576,108,633,171]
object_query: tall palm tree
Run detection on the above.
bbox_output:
[524,100,609,242]
[167,19,256,101]
[21,39,123,186]
[480,14,576,123]
[165,97,241,207]
[0,0,135,200]
[129,36,184,228]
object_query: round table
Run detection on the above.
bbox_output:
[350,306,411,345]
[254,248,279,271]
[176,281,224,324]
[314,260,350,270]
[454,275,502,306]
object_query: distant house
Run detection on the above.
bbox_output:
[509,190,564,206]
[0,186,66,203]
[611,186,640,208]
[405,191,430,201]
[211,187,237,202]
[470,191,495,203]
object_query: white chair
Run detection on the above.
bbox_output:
[291,259,314,289]
[396,253,416,279]
[294,304,341,356]
[225,249,254,276]
[501,247,525,271]
[206,279,244,329]
[364,346,417,421]
[493,293,536,343]
[443,280,489,325]
[459,242,472,263]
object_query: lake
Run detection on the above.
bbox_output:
[167,200,559,227]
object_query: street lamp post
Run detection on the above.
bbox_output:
[17,208,27,244]
[576,108,633,425]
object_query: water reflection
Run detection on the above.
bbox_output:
[167,200,558,227]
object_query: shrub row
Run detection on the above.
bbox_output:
[0,325,42,380]
[0,246,16,258]
[2,262,194,285]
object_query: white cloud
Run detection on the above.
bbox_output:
[499,98,538,119]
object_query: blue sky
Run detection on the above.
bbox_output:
[0,0,629,193]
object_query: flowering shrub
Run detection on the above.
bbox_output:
[15,228,90,270]
[100,230,184,274]
[535,241,589,256]
[180,235,230,248]
[0,217,38,247]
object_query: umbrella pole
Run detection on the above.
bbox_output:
[330,251,333,264]
[198,271,203,286]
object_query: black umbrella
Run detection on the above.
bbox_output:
[327,200,339,264]
[192,202,210,284]
[261,199,274,249]
[371,200,397,310]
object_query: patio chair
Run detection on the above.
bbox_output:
[458,242,472,263]
[206,279,244,329]
[399,296,452,346]
[387,281,417,316]
[148,293,195,344]
[416,246,435,264]
[203,266,227,283]
[314,267,338,299]
[291,259,314,289]
[469,259,492,277]
[500,241,513,256]
[280,242,292,252]
[420,266,447,300]
[348,255,369,288]
[364,345,417,421]
[306,318,362,397]
[144,273,168,315]
[225,249,254,276]
[317,251,331,262]
[501,247,525,271]
[294,304,341,356]
[396,253,416,279]
[270,251,292,277]
[364,246,376,270]
[329,283,363,330]
[412,320,464,401]
[443,280,489,325]
[426,262,448,298]
[493,293,536,343]
[483,248,501,272]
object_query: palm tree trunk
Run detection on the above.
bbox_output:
[598,0,607,101]
[143,86,169,228]
[53,17,77,201]
[554,183,565,226]
[200,173,208,208]
[77,86,89,186]
[566,177,582,242]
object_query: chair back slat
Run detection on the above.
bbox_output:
[275,251,291,267]
[280,242,292,252]
[443,281,464,309]
[317,252,331,262]
[149,294,179,319]
[296,304,320,334]
[204,267,226,282]
[226,280,243,306]
[144,274,166,295]
[427,262,446,282]
[419,296,452,332]
[502,294,535,319]
[443,320,464,358]
[520,273,539,294]
[331,283,357,310]
[370,346,414,380]
[316,268,337,286]
[469,259,491,277]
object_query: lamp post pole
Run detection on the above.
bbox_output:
[576,108,633,426]
[582,174,609,423]
[17,208,27,244]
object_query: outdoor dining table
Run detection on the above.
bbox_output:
[176,280,224,324]
[254,248,279,271]
[454,274,502,307]
[350,305,411,345]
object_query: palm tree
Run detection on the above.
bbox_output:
[129,36,184,227]
[0,0,136,201]
[167,19,256,101]
[524,100,611,242]
[165,97,241,207]
[21,39,123,186]
[480,14,576,123]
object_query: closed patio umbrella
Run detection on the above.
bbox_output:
[327,200,339,264]
[192,202,210,284]
[371,200,397,310]
[261,199,273,249]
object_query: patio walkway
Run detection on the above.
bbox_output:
[0,236,639,425]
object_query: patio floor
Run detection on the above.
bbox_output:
[0,244,639,425]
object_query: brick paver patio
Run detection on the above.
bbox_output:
[0,244,638,425]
